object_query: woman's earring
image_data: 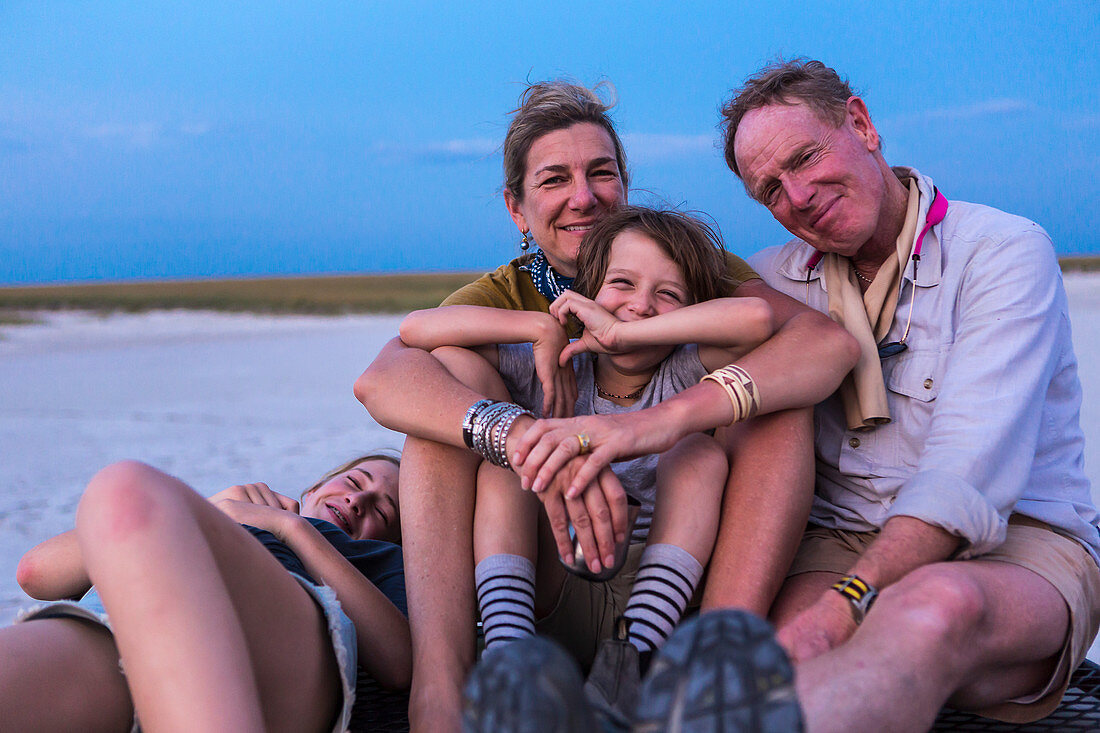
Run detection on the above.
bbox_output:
[520,230,530,251]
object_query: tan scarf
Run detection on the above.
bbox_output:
[822,177,921,430]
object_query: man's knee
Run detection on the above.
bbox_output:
[876,564,987,644]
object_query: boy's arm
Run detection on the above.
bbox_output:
[554,293,775,365]
[16,529,91,601]
[400,305,565,361]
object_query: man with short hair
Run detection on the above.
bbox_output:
[637,58,1100,732]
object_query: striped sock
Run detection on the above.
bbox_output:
[475,554,536,650]
[623,543,704,654]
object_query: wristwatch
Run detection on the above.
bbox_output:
[832,574,879,624]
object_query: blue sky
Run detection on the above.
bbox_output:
[2,1,1098,284]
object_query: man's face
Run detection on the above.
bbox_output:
[733,100,889,257]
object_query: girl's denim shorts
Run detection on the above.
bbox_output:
[17,573,358,733]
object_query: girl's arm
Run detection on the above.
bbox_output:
[215,500,413,690]
[16,530,90,601]
[553,292,775,369]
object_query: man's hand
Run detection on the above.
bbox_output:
[533,455,629,574]
[775,589,859,663]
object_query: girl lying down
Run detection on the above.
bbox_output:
[6,453,409,732]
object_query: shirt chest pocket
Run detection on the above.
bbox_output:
[885,350,943,402]
[882,349,945,467]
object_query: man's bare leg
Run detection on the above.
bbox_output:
[793,560,1066,733]
[701,408,814,616]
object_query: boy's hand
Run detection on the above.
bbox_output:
[550,292,626,363]
[532,317,577,418]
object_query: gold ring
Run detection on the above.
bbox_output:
[576,433,591,455]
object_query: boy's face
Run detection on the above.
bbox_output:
[594,230,688,373]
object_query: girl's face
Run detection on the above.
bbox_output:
[300,459,400,543]
[594,230,690,373]
[504,122,626,277]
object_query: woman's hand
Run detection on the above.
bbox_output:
[514,411,690,498]
[550,291,627,364]
[531,317,577,418]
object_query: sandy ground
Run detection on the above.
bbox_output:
[1,273,1098,653]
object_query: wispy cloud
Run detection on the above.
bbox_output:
[84,122,161,148]
[374,132,717,166]
[374,137,499,163]
[623,133,714,161]
[179,122,213,137]
[1064,114,1100,131]
[884,98,1034,126]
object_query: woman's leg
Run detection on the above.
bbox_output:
[0,618,132,732]
[400,347,514,732]
[75,460,340,733]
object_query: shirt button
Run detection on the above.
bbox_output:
[848,437,861,448]
[923,378,934,389]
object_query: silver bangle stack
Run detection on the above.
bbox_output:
[461,399,533,470]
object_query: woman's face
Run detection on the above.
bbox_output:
[594,230,688,373]
[300,459,400,543]
[505,122,626,277]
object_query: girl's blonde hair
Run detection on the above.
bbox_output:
[301,451,401,500]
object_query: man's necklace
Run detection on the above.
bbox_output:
[853,267,875,285]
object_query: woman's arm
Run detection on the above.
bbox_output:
[215,500,413,690]
[16,530,90,601]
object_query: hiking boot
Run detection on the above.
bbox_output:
[463,635,599,733]
[633,609,803,733]
[584,618,641,732]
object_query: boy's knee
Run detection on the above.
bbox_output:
[664,433,728,474]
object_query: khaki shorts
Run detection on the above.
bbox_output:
[788,514,1100,723]
[534,541,646,672]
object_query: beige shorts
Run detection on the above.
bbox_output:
[534,541,646,672]
[787,514,1100,723]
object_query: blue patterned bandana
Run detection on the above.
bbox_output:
[518,249,574,302]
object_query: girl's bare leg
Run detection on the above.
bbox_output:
[76,461,340,733]
[0,618,132,732]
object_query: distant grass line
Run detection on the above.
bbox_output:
[0,272,484,314]
[1,257,1097,315]
[1061,256,1100,273]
